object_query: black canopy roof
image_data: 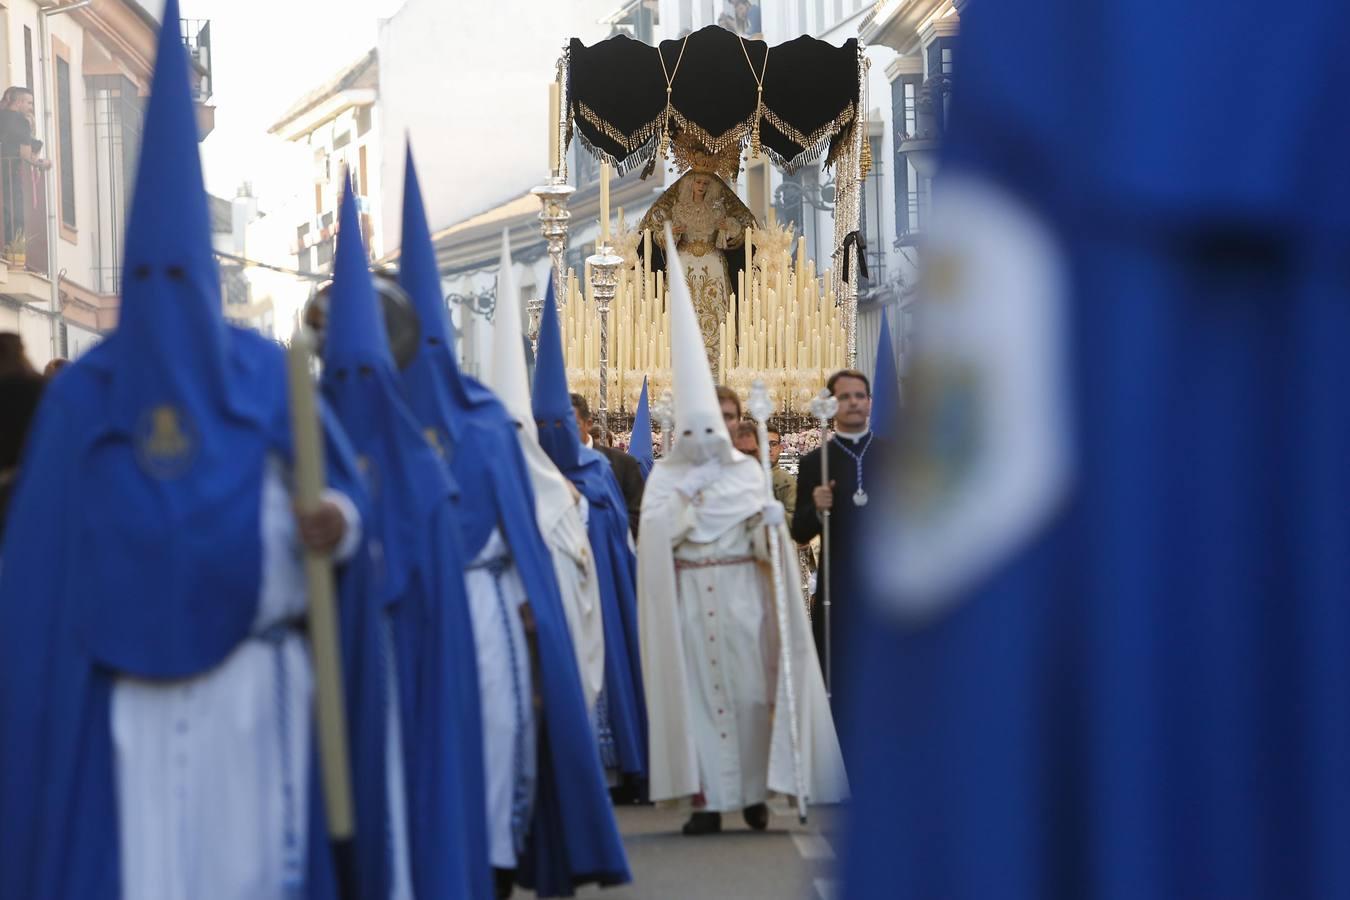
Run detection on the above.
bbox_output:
[567,26,860,175]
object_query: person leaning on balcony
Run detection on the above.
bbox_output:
[0,87,52,171]
[0,86,51,256]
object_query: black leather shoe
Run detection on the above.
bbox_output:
[493,867,515,898]
[743,802,770,831]
[682,810,722,835]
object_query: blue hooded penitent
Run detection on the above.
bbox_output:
[533,284,648,782]
[842,2,1350,899]
[629,376,654,478]
[397,145,629,896]
[869,309,898,440]
[0,2,365,895]
[321,176,490,900]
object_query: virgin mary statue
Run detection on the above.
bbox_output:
[639,165,757,370]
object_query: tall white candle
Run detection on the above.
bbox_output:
[547,82,560,173]
[600,162,611,243]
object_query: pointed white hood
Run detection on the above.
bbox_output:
[642,225,764,542]
[664,225,737,466]
[486,229,579,531]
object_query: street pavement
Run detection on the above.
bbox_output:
[521,802,844,900]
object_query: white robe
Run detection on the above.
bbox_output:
[638,467,848,813]
[464,528,538,870]
[110,459,382,900]
[512,422,605,715]
[539,483,605,714]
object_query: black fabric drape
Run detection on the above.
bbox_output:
[568,27,859,175]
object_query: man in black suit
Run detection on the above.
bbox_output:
[571,393,644,538]
[790,369,894,714]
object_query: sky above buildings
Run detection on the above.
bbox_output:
[148,0,405,207]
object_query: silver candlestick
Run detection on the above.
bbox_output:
[653,389,675,458]
[587,240,624,428]
[530,176,576,304]
[527,294,545,353]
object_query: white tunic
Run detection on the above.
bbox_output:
[672,519,773,811]
[111,459,372,900]
[543,494,605,714]
[464,528,538,870]
[639,457,848,814]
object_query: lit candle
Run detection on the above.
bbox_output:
[719,323,727,382]
[599,162,611,244]
[547,82,560,174]
[643,230,652,296]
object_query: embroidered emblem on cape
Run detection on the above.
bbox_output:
[871,174,1073,622]
[424,425,447,458]
[134,404,199,478]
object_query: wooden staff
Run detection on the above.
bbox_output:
[286,331,355,843]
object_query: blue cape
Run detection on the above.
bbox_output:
[869,310,898,441]
[397,147,629,895]
[321,178,490,899]
[533,284,647,779]
[0,8,374,893]
[629,377,655,479]
[843,1,1350,897]
[0,334,368,900]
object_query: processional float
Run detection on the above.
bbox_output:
[534,26,871,432]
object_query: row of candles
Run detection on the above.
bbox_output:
[557,219,849,414]
[547,85,846,414]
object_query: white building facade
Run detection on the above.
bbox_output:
[240,49,382,341]
[0,1,211,370]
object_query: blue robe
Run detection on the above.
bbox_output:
[396,146,628,896]
[843,1,1350,898]
[323,374,490,900]
[446,399,631,896]
[323,173,491,900]
[572,449,648,780]
[0,331,375,899]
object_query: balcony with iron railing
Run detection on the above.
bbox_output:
[1,157,49,275]
[179,18,215,138]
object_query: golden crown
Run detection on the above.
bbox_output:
[670,133,742,182]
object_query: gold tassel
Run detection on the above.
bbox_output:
[749,86,763,159]
[859,137,872,178]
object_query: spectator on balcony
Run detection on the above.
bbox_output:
[0,87,51,171]
[0,86,50,257]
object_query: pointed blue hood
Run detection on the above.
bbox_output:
[629,376,654,478]
[323,175,452,606]
[532,279,584,473]
[398,145,471,441]
[110,0,234,432]
[75,0,298,680]
[398,143,506,556]
[324,176,393,373]
[871,309,899,440]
